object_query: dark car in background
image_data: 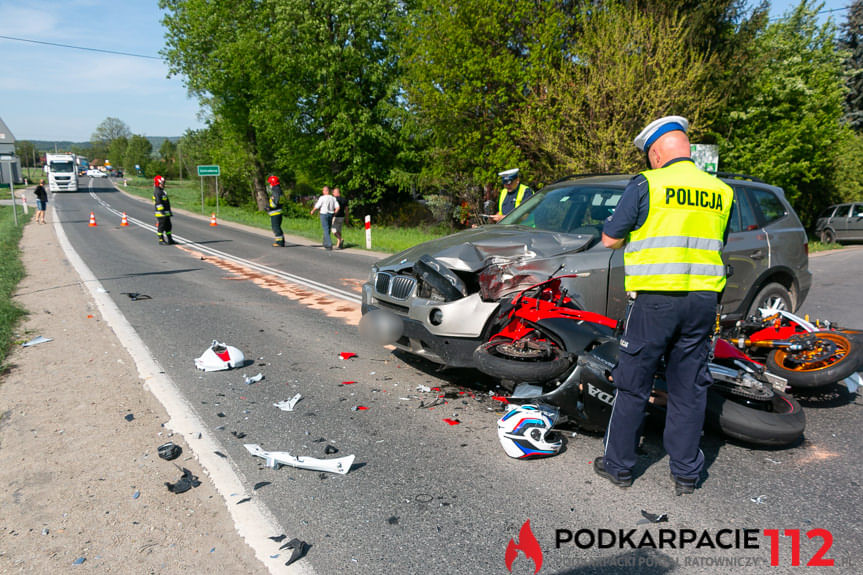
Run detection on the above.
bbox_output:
[361,173,812,369]
[815,202,863,244]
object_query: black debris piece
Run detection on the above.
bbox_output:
[387,516,399,525]
[253,481,271,491]
[157,442,182,461]
[216,412,226,418]
[312,437,326,443]
[418,397,446,409]
[231,431,247,439]
[641,510,669,524]
[165,468,201,494]
[214,451,227,459]
[324,445,339,455]
[280,538,309,566]
[236,497,251,505]
[121,292,152,301]
[124,414,134,422]
[269,534,287,543]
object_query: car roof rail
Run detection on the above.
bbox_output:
[709,171,765,184]
[552,173,630,184]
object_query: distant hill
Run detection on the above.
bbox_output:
[28,137,180,153]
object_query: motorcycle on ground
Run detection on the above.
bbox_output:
[472,274,806,447]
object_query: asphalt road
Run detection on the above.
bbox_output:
[52,179,862,574]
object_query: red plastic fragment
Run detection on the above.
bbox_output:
[491,396,510,404]
[341,381,357,385]
[443,418,461,425]
[354,405,369,411]
[431,387,441,391]
[340,352,357,360]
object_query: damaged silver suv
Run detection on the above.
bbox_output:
[361,173,812,368]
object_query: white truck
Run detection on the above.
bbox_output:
[45,153,79,192]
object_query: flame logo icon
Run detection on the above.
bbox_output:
[505,519,543,574]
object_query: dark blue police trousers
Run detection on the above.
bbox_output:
[603,290,718,480]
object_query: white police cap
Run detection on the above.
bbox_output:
[499,168,520,183]
[633,116,689,152]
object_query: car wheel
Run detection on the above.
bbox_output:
[820,228,836,244]
[746,282,793,319]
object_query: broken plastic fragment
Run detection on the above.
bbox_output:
[280,538,309,566]
[443,418,461,425]
[254,481,271,491]
[491,396,509,404]
[340,381,357,385]
[158,442,182,461]
[194,340,245,371]
[165,468,201,493]
[640,510,668,523]
[243,373,264,385]
[512,382,544,398]
[751,495,766,504]
[132,490,140,499]
[122,292,152,301]
[22,336,53,347]
[244,444,355,475]
[269,534,287,543]
[339,352,357,360]
[73,557,86,565]
[324,445,339,455]
[416,384,431,392]
[352,405,369,411]
[274,394,302,412]
[124,413,134,422]
[841,372,861,394]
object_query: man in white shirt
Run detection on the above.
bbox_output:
[310,185,340,250]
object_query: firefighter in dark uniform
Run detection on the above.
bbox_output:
[267,175,285,247]
[491,168,533,222]
[593,116,732,495]
[153,175,176,245]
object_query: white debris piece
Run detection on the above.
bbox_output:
[274,394,302,412]
[244,373,264,385]
[244,444,355,475]
[416,384,431,393]
[22,336,53,347]
[841,372,861,394]
[194,340,245,371]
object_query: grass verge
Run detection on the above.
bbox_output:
[0,207,30,370]
[118,176,452,254]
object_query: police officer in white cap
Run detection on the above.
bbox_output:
[491,168,533,222]
[593,116,733,495]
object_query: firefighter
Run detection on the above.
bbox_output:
[153,175,175,245]
[593,116,732,495]
[491,168,533,222]
[267,175,285,247]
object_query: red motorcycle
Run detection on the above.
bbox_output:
[473,274,806,447]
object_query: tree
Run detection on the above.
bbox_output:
[91,117,132,160]
[14,140,37,167]
[719,1,847,226]
[517,3,721,180]
[108,137,128,171]
[840,0,863,131]
[124,135,153,176]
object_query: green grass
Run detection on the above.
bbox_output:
[119,176,451,254]
[0,207,31,370]
[808,238,845,253]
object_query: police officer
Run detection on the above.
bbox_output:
[153,175,176,245]
[491,168,533,222]
[267,175,285,247]
[594,116,732,495]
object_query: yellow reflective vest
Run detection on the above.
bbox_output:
[623,161,733,292]
[498,183,530,215]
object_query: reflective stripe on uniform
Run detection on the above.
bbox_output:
[625,262,726,277]
[625,236,723,254]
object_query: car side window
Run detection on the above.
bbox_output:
[750,188,787,224]
[819,206,837,219]
[732,186,759,231]
[854,204,863,218]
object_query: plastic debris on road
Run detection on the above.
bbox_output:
[243,372,264,385]
[443,418,461,425]
[352,405,369,411]
[340,380,357,386]
[124,414,134,422]
[416,384,431,392]
[194,340,245,371]
[340,352,357,360]
[512,382,543,398]
[121,292,152,301]
[281,538,309,566]
[244,443,355,475]
[751,495,766,504]
[158,442,182,461]
[21,336,52,347]
[274,394,302,412]
[842,372,861,394]
[165,467,201,493]
[640,510,669,524]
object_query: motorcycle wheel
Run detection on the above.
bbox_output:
[765,331,862,388]
[705,388,805,447]
[473,339,574,383]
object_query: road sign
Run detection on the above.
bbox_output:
[197,165,220,176]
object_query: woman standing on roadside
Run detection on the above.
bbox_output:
[34,179,48,224]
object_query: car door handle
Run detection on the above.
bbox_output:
[749,249,765,260]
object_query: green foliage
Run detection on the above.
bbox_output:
[124,135,154,176]
[840,0,863,131]
[518,2,722,181]
[0,207,29,370]
[833,128,863,202]
[14,141,38,167]
[719,1,847,227]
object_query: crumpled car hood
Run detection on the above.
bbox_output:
[375,225,595,272]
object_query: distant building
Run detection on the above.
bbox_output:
[0,116,23,185]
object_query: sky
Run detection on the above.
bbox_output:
[0,1,854,144]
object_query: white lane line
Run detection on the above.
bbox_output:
[88,189,362,305]
[51,203,315,575]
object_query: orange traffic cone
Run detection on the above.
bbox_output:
[209,213,218,226]
[120,212,129,226]
[89,211,98,227]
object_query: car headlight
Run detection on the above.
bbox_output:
[369,266,378,283]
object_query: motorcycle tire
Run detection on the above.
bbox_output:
[473,340,574,383]
[765,331,862,388]
[704,388,805,447]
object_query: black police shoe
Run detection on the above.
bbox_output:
[167,239,177,245]
[671,473,698,496]
[593,456,633,488]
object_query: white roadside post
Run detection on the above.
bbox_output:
[365,215,372,249]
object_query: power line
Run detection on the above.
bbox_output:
[0,34,161,60]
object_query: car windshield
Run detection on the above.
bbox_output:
[498,185,623,236]
[50,161,75,173]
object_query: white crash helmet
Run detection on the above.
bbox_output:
[194,340,245,371]
[497,404,562,459]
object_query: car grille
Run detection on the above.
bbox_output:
[374,272,416,300]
